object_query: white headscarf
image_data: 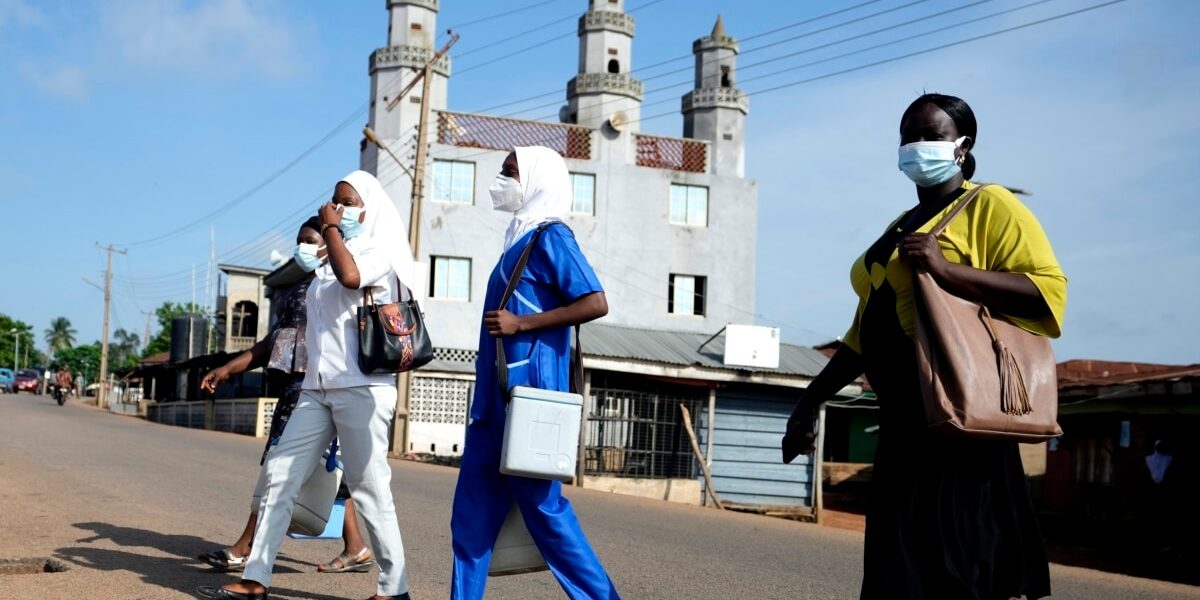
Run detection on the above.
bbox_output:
[332,170,417,289]
[503,146,572,251]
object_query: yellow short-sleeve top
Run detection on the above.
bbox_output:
[842,182,1067,355]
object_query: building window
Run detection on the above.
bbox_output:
[432,160,474,204]
[230,301,258,338]
[431,256,471,301]
[669,184,708,226]
[570,173,595,215]
[720,65,732,88]
[668,274,706,316]
[608,59,620,74]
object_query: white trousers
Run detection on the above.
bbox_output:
[243,385,409,596]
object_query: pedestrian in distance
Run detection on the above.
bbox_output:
[195,216,376,576]
[197,171,417,600]
[449,146,619,599]
[782,93,1067,600]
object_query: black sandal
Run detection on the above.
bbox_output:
[195,585,268,599]
[197,549,248,572]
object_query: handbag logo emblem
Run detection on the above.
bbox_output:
[380,304,417,337]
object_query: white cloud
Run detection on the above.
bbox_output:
[20,63,89,100]
[101,0,303,80]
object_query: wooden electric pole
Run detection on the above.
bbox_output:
[97,243,126,408]
[377,32,458,457]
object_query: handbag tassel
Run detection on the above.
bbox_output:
[994,338,1033,416]
[981,307,1033,417]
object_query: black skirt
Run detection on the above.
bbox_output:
[858,281,1050,600]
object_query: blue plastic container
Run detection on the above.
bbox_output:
[287,498,345,540]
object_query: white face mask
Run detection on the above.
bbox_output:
[489,175,524,212]
[294,243,326,272]
[897,136,969,187]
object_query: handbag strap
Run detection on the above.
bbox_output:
[927,183,993,237]
[495,222,584,400]
[325,438,339,472]
[362,275,413,308]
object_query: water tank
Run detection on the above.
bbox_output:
[170,314,209,363]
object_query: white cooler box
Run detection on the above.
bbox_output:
[500,385,582,481]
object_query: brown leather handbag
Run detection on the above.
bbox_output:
[913,184,1062,443]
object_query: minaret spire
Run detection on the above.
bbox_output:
[563,0,643,132]
[683,14,748,177]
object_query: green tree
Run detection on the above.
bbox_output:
[110,328,141,371]
[0,313,36,371]
[52,342,102,381]
[44,316,77,356]
[143,301,205,358]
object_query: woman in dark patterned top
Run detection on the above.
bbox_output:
[195,217,375,575]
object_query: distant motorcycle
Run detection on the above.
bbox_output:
[52,385,66,406]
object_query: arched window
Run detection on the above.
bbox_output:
[607,59,620,74]
[720,65,732,88]
[230,301,258,338]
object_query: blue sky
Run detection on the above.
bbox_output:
[1,0,1196,364]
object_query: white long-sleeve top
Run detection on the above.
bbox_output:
[301,242,398,390]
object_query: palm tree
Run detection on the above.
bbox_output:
[45,317,76,356]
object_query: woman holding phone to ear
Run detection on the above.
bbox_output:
[195,217,376,577]
[198,171,417,600]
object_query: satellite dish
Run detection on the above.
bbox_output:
[606,111,628,132]
[558,105,572,123]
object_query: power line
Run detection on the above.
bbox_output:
[459,0,898,116]
[116,109,365,248]
[405,0,1133,337]
[442,0,1125,137]
[443,0,567,31]
[452,0,672,76]
[111,0,605,256]
[117,144,417,294]
[497,0,985,121]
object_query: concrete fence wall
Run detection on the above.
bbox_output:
[145,398,277,438]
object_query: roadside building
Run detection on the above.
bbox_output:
[1043,360,1200,553]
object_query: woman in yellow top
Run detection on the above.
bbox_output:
[783,93,1066,600]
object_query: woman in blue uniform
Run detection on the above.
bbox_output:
[450,146,619,600]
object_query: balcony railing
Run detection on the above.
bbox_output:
[634,134,708,173]
[436,111,593,160]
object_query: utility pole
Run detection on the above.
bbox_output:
[97,243,127,408]
[380,32,458,457]
[141,310,154,355]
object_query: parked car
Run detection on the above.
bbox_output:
[13,369,41,393]
[0,368,13,393]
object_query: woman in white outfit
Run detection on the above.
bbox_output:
[198,170,415,600]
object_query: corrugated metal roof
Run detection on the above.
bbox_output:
[582,323,827,378]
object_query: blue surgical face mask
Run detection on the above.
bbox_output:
[340,206,365,239]
[898,136,968,187]
[294,243,325,272]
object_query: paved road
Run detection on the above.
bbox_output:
[0,394,1195,600]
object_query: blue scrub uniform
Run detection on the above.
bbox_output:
[450,224,619,600]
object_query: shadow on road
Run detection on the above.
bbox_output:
[54,522,337,599]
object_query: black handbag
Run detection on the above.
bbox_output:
[356,278,433,374]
